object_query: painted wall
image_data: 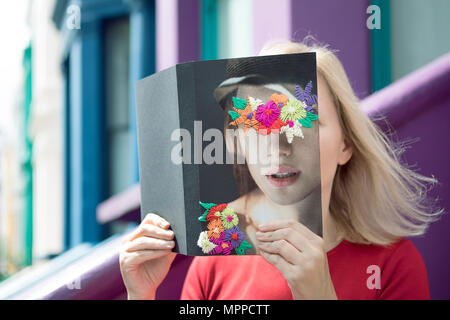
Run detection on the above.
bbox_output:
[391,0,450,81]
[30,0,64,260]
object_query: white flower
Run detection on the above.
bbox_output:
[281,121,304,143]
[197,231,217,254]
[248,96,263,111]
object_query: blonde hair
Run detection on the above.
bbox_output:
[259,38,443,245]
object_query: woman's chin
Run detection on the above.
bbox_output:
[264,192,306,206]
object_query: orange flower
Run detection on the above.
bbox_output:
[207,219,225,239]
[229,97,259,135]
[270,93,289,107]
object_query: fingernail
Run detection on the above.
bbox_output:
[258,224,267,230]
[160,221,170,228]
[256,231,263,238]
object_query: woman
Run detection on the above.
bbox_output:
[119,40,442,300]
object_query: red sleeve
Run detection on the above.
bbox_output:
[180,257,207,300]
[378,239,430,300]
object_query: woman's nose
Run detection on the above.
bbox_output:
[277,133,292,157]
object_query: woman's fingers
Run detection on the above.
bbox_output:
[138,224,174,241]
[142,213,171,229]
[122,249,173,267]
[258,239,302,265]
[125,236,175,253]
[123,213,173,243]
[258,219,321,242]
[256,227,312,254]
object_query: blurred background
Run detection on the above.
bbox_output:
[0,0,449,299]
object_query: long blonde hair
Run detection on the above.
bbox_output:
[259,38,443,245]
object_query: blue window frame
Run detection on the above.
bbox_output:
[54,0,156,249]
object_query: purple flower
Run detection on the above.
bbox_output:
[255,101,280,128]
[224,226,245,249]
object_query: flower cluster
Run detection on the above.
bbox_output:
[228,81,319,143]
[197,201,252,255]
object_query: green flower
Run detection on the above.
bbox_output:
[280,99,307,122]
[218,207,239,229]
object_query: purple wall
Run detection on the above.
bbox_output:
[404,99,450,300]
[291,0,371,98]
[252,0,292,54]
[361,53,450,299]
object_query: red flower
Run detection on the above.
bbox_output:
[258,118,287,135]
[206,203,227,221]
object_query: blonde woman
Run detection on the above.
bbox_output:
[119,40,442,300]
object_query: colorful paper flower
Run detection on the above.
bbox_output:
[209,241,232,255]
[217,207,239,229]
[198,201,253,255]
[258,118,287,135]
[255,101,280,128]
[270,93,289,107]
[224,226,245,249]
[296,81,317,112]
[207,219,225,239]
[280,98,307,122]
[228,97,259,135]
[206,203,227,222]
[248,97,263,111]
[281,121,304,143]
[209,232,225,245]
[227,82,318,142]
[197,231,217,254]
[208,233,231,255]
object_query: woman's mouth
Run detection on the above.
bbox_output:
[265,165,300,188]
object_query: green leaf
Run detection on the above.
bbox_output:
[306,111,318,121]
[228,110,240,120]
[232,97,247,110]
[199,201,216,210]
[299,118,312,128]
[235,240,253,255]
[198,201,216,221]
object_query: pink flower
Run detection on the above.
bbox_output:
[255,101,280,128]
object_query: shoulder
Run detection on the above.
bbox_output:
[329,238,430,300]
[379,239,430,298]
[364,238,429,299]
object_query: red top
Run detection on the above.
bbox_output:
[180,238,430,300]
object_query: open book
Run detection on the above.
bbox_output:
[135,52,321,256]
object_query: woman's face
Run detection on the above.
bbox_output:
[229,75,351,207]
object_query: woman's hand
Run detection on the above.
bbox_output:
[119,213,177,300]
[256,219,337,300]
